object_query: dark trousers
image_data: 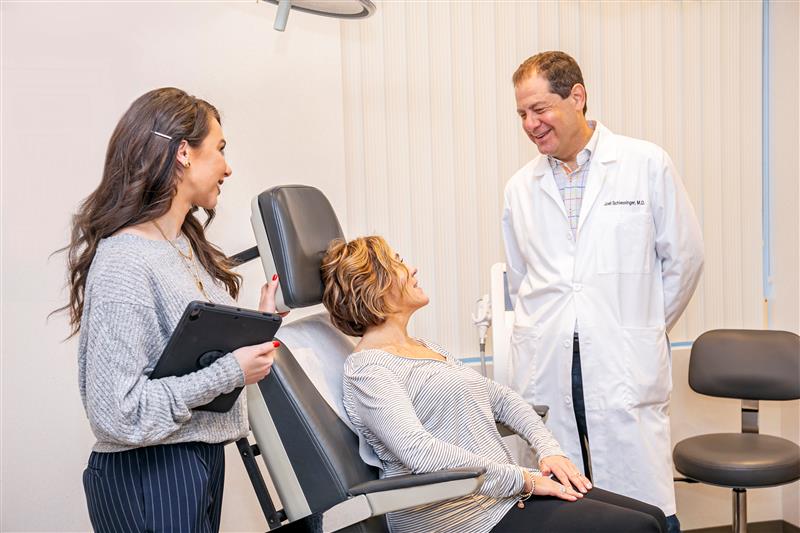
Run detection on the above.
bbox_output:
[83,442,225,533]
[572,334,681,531]
[572,332,592,480]
[491,486,667,532]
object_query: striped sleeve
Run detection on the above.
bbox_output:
[345,362,525,499]
[423,340,565,461]
[484,378,565,460]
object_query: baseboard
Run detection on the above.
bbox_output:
[686,520,800,533]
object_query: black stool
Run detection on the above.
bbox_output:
[673,329,800,533]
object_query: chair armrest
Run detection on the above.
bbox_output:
[496,404,549,437]
[349,467,485,495]
[322,468,485,532]
[496,422,514,437]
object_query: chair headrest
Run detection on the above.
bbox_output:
[251,185,344,311]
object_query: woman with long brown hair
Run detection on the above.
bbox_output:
[321,236,667,533]
[59,87,280,532]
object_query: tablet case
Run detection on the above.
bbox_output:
[150,301,282,412]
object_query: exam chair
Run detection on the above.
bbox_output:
[235,185,486,532]
[672,329,800,533]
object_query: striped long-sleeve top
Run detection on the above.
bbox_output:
[342,340,565,533]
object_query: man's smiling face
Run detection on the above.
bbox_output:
[515,73,586,161]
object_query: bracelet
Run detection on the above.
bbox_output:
[518,469,535,501]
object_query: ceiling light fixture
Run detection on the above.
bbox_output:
[265,0,376,32]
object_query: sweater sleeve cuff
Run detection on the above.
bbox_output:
[216,353,246,390]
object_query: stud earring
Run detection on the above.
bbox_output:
[183,160,191,168]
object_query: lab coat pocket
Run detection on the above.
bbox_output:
[597,212,655,274]
[509,325,540,399]
[621,325,671,407]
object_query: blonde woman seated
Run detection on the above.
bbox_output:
[320,236,667,533]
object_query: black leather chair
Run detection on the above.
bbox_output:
[236,185,486,532]
[672,329,800,533]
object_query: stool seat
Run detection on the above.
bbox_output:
[674,433,800,488]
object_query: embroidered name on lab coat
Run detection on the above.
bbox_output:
[603,200,646,206]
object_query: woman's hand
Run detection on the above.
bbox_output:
[539,455,592,493]
[531,473,582,501]
[522,468,535,493]
[259,274,289,317]
[233,340,279,385]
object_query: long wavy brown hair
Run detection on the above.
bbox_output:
[55,87,241,337]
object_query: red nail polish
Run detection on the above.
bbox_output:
[273,340,280,348]
[272,274,278,281]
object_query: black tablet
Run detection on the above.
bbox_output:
[150,301,282,412]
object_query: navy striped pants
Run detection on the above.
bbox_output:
[83,442,225,533]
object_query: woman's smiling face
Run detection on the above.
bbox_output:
[180,116,232,210]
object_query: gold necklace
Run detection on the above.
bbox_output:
[152,220,211,300]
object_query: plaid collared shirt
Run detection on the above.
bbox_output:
[548,121,599,235]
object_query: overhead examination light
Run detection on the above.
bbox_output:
[265,0,376,32]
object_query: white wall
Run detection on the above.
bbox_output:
[1,2,346,531]
[768,0,800,526]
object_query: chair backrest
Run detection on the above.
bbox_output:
[249,339,386,532]
[251,184,344,311]
[689,329,800,400]
[246,185,388,532]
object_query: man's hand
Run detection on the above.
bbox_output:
[539,455,592,494]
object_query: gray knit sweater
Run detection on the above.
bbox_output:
[78,233,248,453]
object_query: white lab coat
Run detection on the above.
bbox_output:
[501,122,703,515]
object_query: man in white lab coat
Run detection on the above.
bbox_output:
[502,51,703,533]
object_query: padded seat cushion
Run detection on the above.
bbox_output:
[673,433,800,488]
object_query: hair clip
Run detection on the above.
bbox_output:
[151,130,172,140]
